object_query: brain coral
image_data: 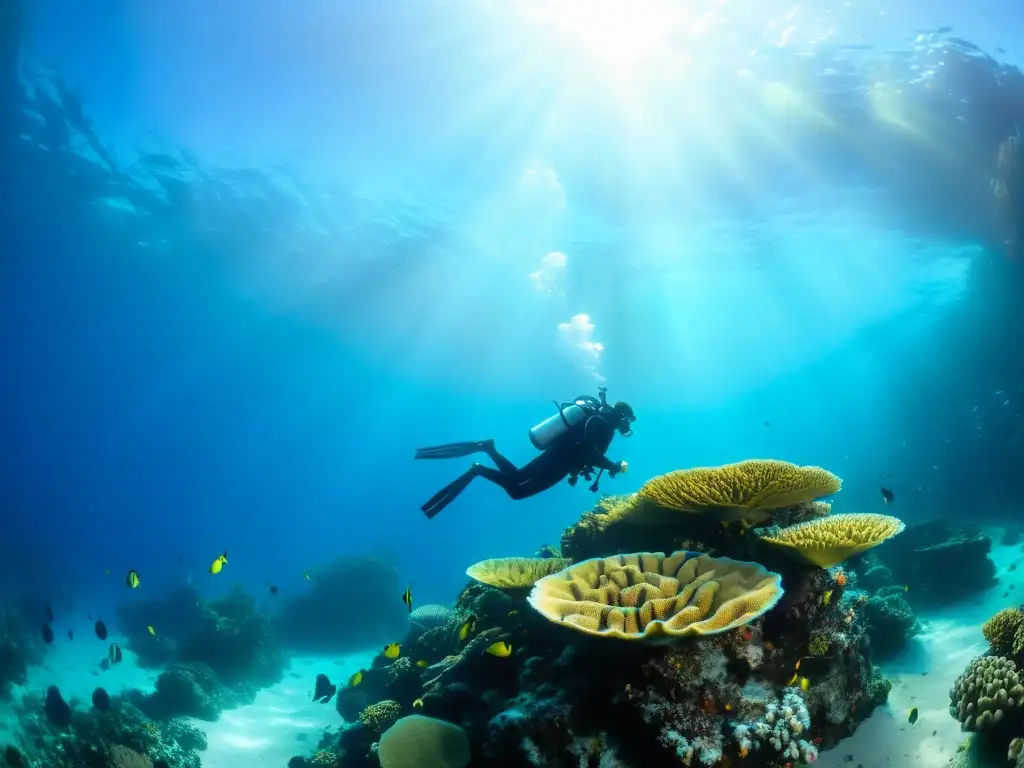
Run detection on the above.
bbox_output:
[466,557,572,589]
[526,551,783,642]
[635,460,842,523]
[758,513,905,568]
[378,715,471,768]
[949,656,1024,731]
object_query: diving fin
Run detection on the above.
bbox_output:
[414,440,491,460]
[421,467,480,519]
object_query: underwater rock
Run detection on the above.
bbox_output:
[273,555,408,653]
[44,685,72,729]
[855,554,896,592]
[863,587,920,659]
[875,519,996,604]
[114,585,203,668]
[133,661,245,722]
[177,585,283,688]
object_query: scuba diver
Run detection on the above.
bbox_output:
[414,387,635,519]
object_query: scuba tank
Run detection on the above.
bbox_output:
[529,395,601,451]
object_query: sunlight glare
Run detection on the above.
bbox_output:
[516,0,689,70]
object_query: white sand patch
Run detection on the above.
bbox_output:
[817,537,1024,767]
[196,651,375,767]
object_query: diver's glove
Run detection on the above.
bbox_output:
[608,461,628,478]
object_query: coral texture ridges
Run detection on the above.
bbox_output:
[759,513,906,568]
[466,557,572,589]
[637,460,842,522]
[527,551,784,642]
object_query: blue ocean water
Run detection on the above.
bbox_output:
[5,1,1024,766]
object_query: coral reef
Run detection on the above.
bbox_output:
[12,690,204,767]
[304,461,896,768]
[873,519,996,606]
[273,555,409,653]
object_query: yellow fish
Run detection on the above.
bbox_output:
[209,550,228,575]
[412,698,424,709]
[348,670,363,687]
[458,615,477,643]
[823,590,833,606]
[508,610,518,617]
[787,672,799,686]
[799,677,810,692]
[105,568,111,577]
[903,584,909,592]
[125,570,140,589]
[486,641,513,658]
[416,660,429,668]
[383,643,401,660]
[303,569,315,583]
[147,625,156,636]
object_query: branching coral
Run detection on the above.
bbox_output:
[528,551,783,642]
[758,513,905,568]
[636,460,842,523]
[733,689,818,763]
[949,656,1024,731]
[466,557,572,589]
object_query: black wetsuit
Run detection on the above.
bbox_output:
[415,411,624,519]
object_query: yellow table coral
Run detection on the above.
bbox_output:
[758,513,905,568]
[526,551,783,643]
[466,557,572,589]
[635,459,842,524]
